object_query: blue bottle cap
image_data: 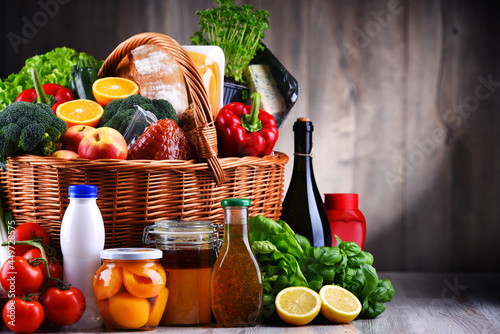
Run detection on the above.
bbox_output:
[68,184,98,198]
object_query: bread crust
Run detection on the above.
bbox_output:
[115,44,189,118]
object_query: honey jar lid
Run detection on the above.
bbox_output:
[101,248,162,260]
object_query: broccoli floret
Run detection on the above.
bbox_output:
[152,99,178,123]
[0,101,67,160]
[98,94,178,135]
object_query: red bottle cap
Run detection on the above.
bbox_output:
[324,194,359,210]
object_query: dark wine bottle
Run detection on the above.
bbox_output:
[280,117,331,247]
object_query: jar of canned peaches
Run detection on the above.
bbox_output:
[93,248,168,330]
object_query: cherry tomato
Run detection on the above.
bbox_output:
[0,256,44,296]
[40,286,86,326]
[8,222,50,257]
[3,297,44,333]
[23,248,63,288]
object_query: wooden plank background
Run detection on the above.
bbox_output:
[1,0,499,272]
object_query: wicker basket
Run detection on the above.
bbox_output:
[0,33,289,252]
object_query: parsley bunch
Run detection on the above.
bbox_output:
[191,0,270,83]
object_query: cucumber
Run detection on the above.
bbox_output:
[69,59,98,100]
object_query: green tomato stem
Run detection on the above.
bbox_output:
[1,240,66,293]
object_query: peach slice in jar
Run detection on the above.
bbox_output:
[108,291,151,329]
[145,286,170,327]
[93,265,123,300]
[121,261,166,299]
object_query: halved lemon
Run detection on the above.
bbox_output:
[319,285,362,323]
[56,99,104,128]
[275,286,322,326]
[92,77,139,106]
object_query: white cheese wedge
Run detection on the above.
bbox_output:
[244,64,286,123]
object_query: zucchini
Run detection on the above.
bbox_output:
[69,59,98,100]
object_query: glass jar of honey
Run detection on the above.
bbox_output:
[143,220,221,325]
[93,248,168,331]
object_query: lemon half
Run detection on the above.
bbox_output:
[319,285,362,323]
[275,286,322,326]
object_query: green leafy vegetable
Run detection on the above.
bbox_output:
[0,47,103,110]
[191,0,270,83]
[249,214,395,322]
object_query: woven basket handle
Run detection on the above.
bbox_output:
[98,32,225,185]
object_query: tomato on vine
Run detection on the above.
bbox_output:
[0,256,44,296]
[40,285,86,326]
[2,297,45,333]
[23,248,63,288]
[8,222,50,257]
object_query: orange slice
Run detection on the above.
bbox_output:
[92,77,139,106]
[56,99,104,128]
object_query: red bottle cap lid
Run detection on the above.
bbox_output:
[324,193,359,210]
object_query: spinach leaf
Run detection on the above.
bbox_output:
[294,233,311,251]
[359,264,379,298]
[313,246,342,265]
[249,215,287,243]
[270,233,304,258]
[370,279,395,303]
[360,298,386,319]
[251,240,277,254]
[308,276,324,292]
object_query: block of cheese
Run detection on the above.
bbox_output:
[115,44,189,118]
[243,64,286,123]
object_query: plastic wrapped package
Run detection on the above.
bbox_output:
[222,44,299,128]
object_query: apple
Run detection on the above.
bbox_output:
[61,125,95,153]
[52,150,79,159]
[78,127,128,160]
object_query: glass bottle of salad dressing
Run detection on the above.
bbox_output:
[211,198,263,327]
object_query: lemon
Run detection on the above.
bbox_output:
[319,285,362,323]
[275,286,322,326]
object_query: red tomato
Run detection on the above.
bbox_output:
[3,297,45,333]
[0,256,44,296]
[8,222,50,257]
[22,248,63,288]
[40,286,86,326]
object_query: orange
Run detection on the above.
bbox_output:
[92,77,139,106]
[56,99,104,128]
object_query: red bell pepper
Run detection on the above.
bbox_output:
[15,68,75,114]
[216,92,279,157]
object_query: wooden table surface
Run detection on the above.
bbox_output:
[3,272,499,334]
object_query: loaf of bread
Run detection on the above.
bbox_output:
[115,44,189,118]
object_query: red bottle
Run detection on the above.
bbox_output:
[324,194,366,249]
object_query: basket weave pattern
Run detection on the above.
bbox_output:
[1,153,287,252]
[0,33,289,252]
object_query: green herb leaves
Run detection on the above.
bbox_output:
[191,0,270,83]
[249,214,395,322]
